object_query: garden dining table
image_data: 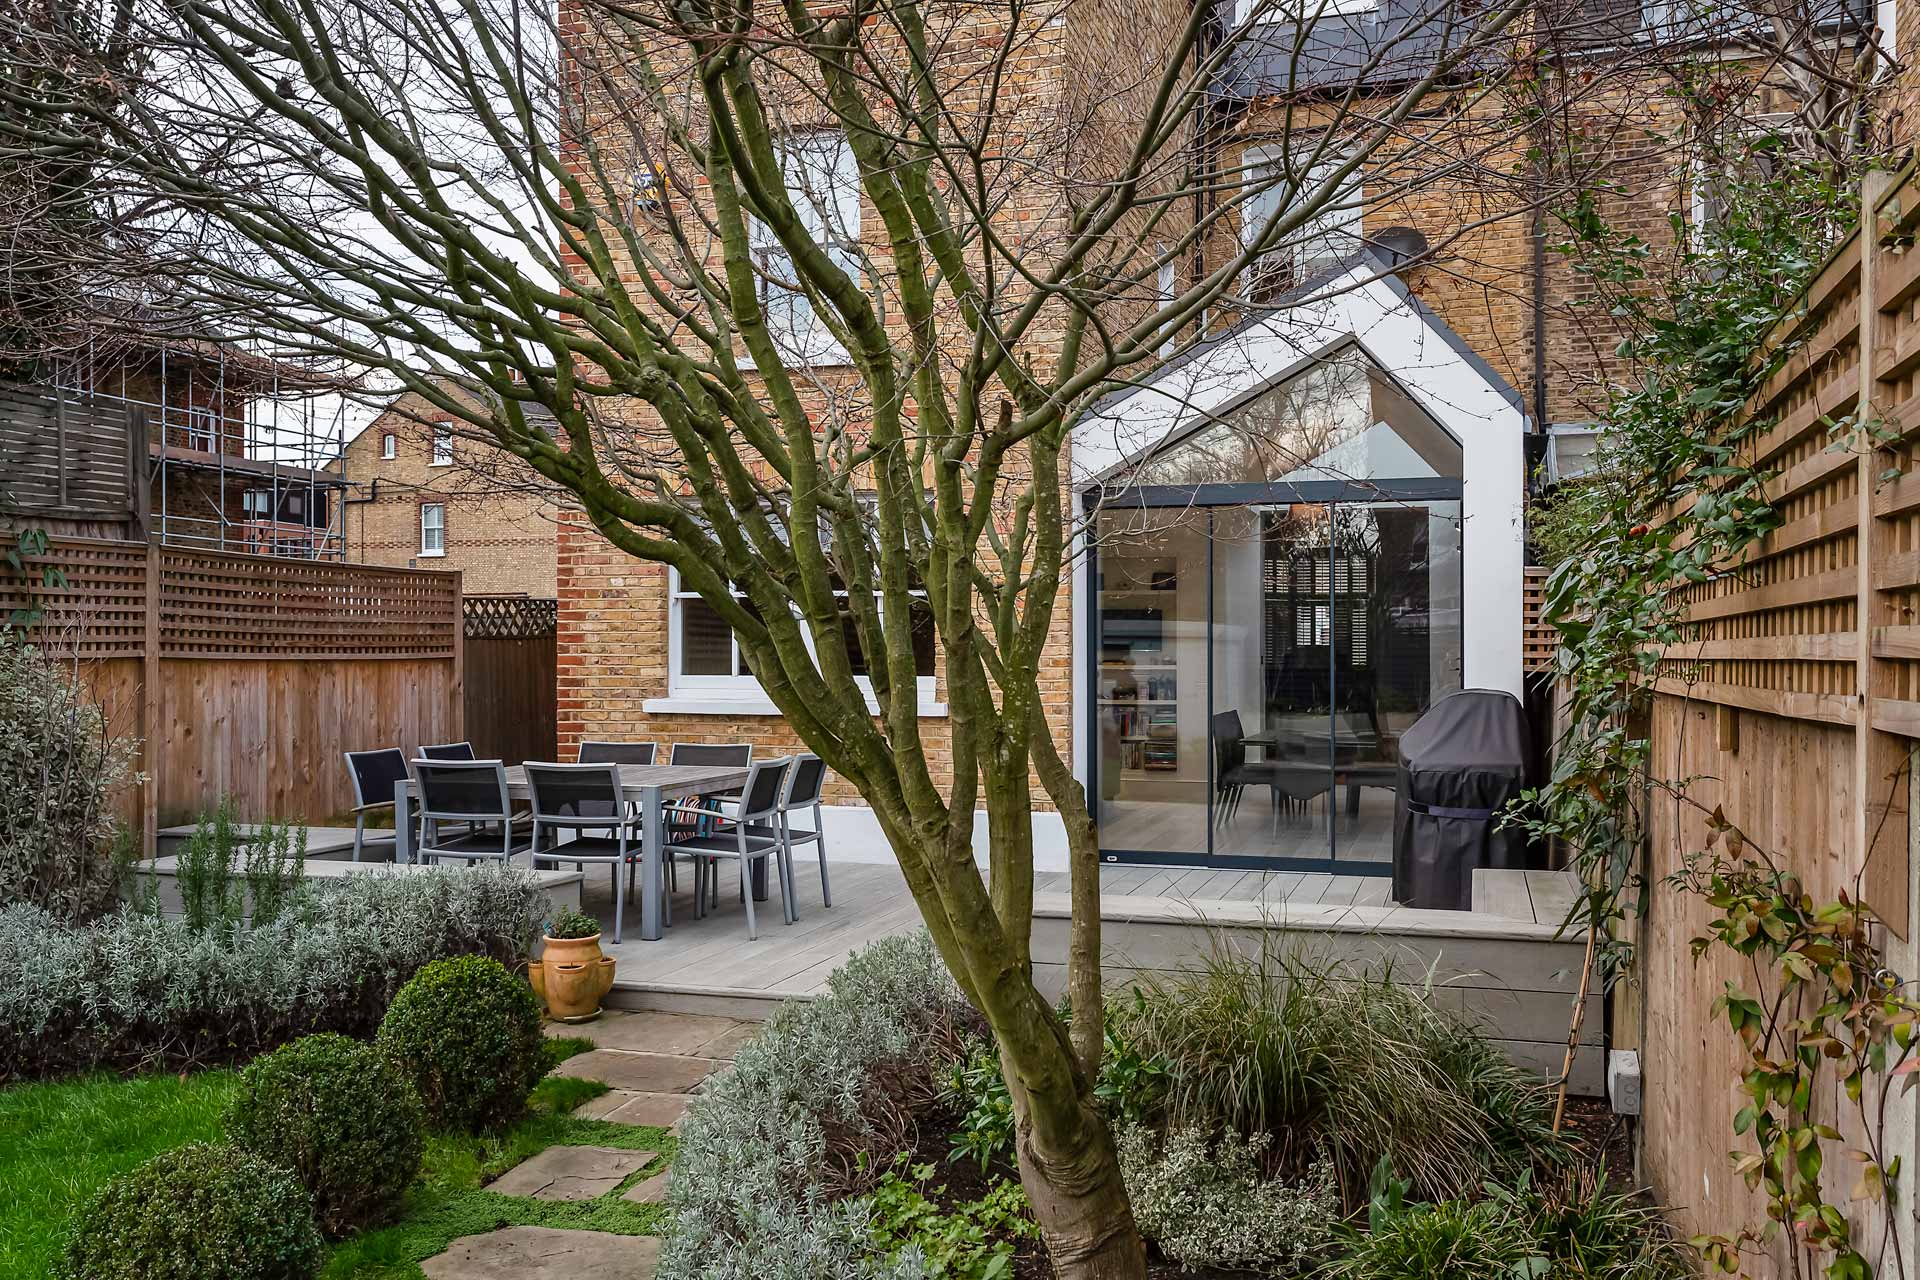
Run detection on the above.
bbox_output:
[392,761,751,942]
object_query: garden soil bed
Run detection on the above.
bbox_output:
[897,1092,1638,1279]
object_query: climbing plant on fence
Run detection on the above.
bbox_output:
[1522,133,1920,1278]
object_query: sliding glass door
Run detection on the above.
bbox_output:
[1088,346,1465,871]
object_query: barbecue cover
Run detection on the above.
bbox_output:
[1391,688,1530,911]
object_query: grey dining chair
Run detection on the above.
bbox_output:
[578,741,657,765]
[671,757,793,940]
[413,758,531,867]
[525,762,665,943]
[342,748,409,863]
[420,741,477,761]
[776,754,831,913]
[663,742,753,836]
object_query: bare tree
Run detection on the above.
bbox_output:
[0,0,1713,1270]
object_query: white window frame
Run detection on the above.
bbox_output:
[419,503,446,557]
[664,568,939,712]
[381,432,397,459]
[1234,0,1373,27]
[185,404,218,452]
[749,131,861,368]
[1155,255,1178,357]
[1687,114,1803,252]
[431,424,454,467]
[1240,143,1364,300]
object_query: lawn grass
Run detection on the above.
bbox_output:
[0,1070,239,1278]
[0,1031,669,1280]
[321,1080,675,1280]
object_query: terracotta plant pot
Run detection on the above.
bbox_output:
[529,933,616,1023]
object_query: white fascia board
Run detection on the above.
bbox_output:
[1069,261,1527,696]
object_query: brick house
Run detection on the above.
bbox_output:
[552,0,1866,873]
[337,383,559,596]
[4,336,347,555]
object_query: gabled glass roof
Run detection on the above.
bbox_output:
[1123,344,1461,488]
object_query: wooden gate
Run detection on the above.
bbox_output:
[463,595,557,765]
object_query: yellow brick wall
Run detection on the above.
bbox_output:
[338,390,558,597]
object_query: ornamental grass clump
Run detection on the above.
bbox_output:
[1106,933,1559,1205]
[223,1032,425,1235]
[377,954,544,1133]
[57,1142,325,1280]
[1325,1167,1692,1280]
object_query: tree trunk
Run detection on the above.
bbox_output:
[1012,1086,1146,1279]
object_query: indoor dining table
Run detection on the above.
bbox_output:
[392,761,751,941]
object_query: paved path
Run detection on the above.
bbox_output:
[420,1009,752,1280]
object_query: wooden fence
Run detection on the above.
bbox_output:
[0,535,461,849]
[1635,166,1920,1264]
[0,382,142,536]
[462,595,557,766]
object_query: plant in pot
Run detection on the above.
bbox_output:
[529,907,616,1023]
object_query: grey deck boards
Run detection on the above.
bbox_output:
[598,861,1407,998]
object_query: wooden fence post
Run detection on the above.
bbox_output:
[140,540,161,857]
[1858,169,1912,936]
[451,570,465,741]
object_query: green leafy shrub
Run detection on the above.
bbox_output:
[865,1159,1038,1280]
[546,907,601,939]
[1106,937,1559,1204]
[945,1014,1168,1171]
[377,954,544,1132]
[1325,1166,1692,1280]
[0,864,545,1082]
[223,1032,424,1235]
[944,1040,1015,1171]
[57,1141,325,1280]
[1117,1124,1337,1275]
[0,634,137,921]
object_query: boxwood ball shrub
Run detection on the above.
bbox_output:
[377,954,544,1132]
[58,1142,325,1280]
[223,1032,425,1235]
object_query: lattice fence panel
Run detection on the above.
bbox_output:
[0,536,148,658]
[0,536,459,659]
[1522,566,1554,674]
[464,594,558,640]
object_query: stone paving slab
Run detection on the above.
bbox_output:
[488,1146,659,1202]
[423,1226,659,1279]
[622,1170,670,1204]
[691,1022,757,1060]
[574,1089,691,1128]
[552,1049,719,1093]
[565,1010,745,1055]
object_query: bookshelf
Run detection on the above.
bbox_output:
[1099,568,1180,776]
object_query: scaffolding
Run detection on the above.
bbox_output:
[45,335,351,560]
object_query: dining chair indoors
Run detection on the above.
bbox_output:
[671,757,793,940]
[525,761,663,944]
[413,758,531,867]
[342,747,409,863]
